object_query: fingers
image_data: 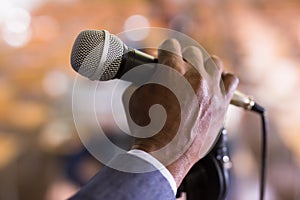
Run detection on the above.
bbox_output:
[158,39,185,74]
[182,46,204,74]
[205,55,222,79]
[206,55,238,100]
[222,73,239,101]
[158,39,239,101]
[158,39,182,68]
[181,46,205,92]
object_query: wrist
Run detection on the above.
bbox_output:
[132,140,195,187]
[166,154,194,187]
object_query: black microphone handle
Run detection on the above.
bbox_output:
[114,47,157,79]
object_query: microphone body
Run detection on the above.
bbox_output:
[71,30,261,112]
[115,47,157,79]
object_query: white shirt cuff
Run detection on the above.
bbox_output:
[127,149,177,196]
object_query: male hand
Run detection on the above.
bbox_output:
[122,39,238,186]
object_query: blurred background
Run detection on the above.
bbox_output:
[0,0,300,199]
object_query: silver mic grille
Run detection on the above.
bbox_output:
[70,30,124,81]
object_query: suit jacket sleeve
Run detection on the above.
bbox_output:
[69,153,176,200]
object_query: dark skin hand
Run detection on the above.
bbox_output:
[123,39,238,187]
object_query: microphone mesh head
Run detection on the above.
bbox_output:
[70,30,124,81]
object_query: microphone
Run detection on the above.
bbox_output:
[70,29,263,112]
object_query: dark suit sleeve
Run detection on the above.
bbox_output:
[69,153,176,200]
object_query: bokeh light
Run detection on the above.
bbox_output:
[1,7,32,47]
[43,70,70,97]
[124,15,150,41]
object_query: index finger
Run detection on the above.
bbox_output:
[158,39,186,74]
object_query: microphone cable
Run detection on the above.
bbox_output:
[252,103,267,200]
[241,101,267,200]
